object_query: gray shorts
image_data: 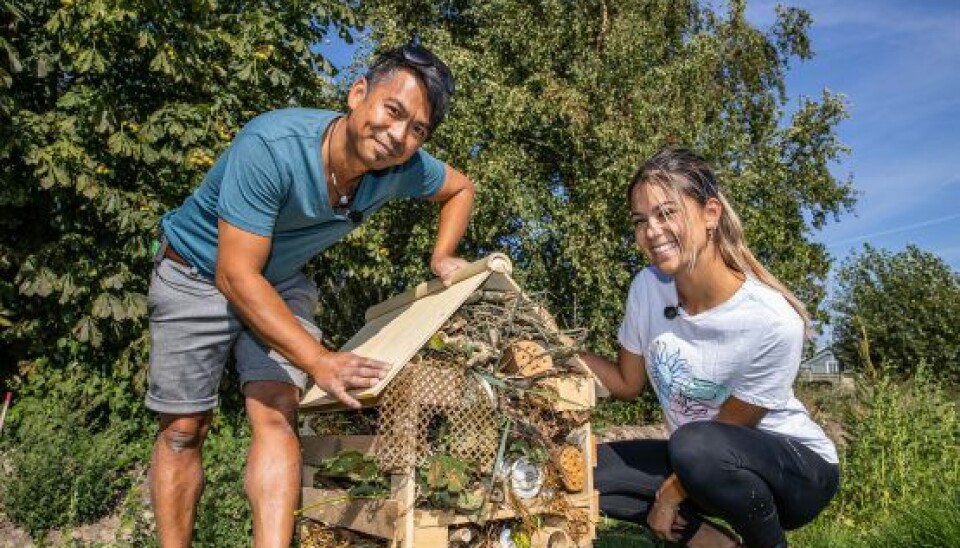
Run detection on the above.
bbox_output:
[146,257,319,415]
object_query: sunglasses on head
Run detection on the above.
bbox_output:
[398,44,455,95]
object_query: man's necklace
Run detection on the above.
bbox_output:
[326,117,350,206]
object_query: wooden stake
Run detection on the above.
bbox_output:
[391,470,416,548]
[0,392,10,436]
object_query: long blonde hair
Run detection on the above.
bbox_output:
[628,146,811,329]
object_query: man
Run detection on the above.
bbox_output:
[146,44,474,547]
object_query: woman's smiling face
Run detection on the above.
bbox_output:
[630,182,712,275]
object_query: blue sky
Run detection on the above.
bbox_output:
[323,1,960,274]
[745,0,960,272]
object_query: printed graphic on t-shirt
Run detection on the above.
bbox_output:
[649,340,730,421]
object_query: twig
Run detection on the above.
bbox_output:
[476,417,514,525]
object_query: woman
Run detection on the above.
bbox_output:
[581,147,839,548]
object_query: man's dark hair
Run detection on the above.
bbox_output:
[365,44,455,134]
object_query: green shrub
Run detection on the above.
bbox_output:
[832,245,960,382]
[836,365,958,524]
[595,519,659,547]
[193,415,253,547]
[790,366,959,545]
[792,488,960,548]
[874,489,960,548]
[0,397,139,537]
[593,392,662,429]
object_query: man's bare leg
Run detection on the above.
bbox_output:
[151,412,212,548]
[244,381,301,548]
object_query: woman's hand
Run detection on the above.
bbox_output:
[647,499,684,542]
[649,473,689,542]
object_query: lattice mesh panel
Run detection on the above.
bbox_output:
[374,361,500,473]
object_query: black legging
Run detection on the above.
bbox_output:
[595,421,840,548]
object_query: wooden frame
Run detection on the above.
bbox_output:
[299,256,600,546]
[300,428,598,547]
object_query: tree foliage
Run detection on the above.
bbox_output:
[350,0,855,351]
[0,0,356,416]
[832,245,960,382]
[0,0,859,535]
[1,0,856,412]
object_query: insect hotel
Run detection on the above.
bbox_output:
[298,254,602,547]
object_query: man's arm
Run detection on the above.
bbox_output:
[215,219,387,408]
[426,164,475,283]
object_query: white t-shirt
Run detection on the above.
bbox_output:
[617,267,838,464]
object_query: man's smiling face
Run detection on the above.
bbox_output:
[345,68,433,171]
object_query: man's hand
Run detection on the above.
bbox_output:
[431,255,469,286]
[307,352,389,409]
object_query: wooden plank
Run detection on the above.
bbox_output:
[365,254,513,322]
[541,375,595,411]
[413,498,592,528]
[300,487,397,540]
[410,526,448,547]
[482,270,523,294]
[566,355,610,399]
[300,270,491,411]
[585,429,598,540]
[301,472,592,536]
[301,435,376,465]
[302,465,319,488]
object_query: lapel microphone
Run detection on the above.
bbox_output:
[336,207,364,223]
[664,304,680,320]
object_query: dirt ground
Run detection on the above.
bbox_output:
[596,424,668,443]
[0,513,124,548]
[0,467,145,548]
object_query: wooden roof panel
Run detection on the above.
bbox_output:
[300,254,514,411]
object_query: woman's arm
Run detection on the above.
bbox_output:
[579,348,647,400]
[650,397,769,542]
[656,397,769,505]
[716,396,768,427]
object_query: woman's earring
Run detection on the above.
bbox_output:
[707,225,716,240]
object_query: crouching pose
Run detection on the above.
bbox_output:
[581,147,838,548]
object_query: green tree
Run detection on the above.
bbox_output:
[349,0,855,351]
[0,0,357,417]
[0,0,860,535]
[1,0,858,398]
[832,244,960,382]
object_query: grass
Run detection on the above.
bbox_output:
[790,487,960,548]
[589,372,960,548]
[2,370,956,546]
[594,520,660,547]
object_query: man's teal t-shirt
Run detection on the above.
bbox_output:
[160,108,446,283]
